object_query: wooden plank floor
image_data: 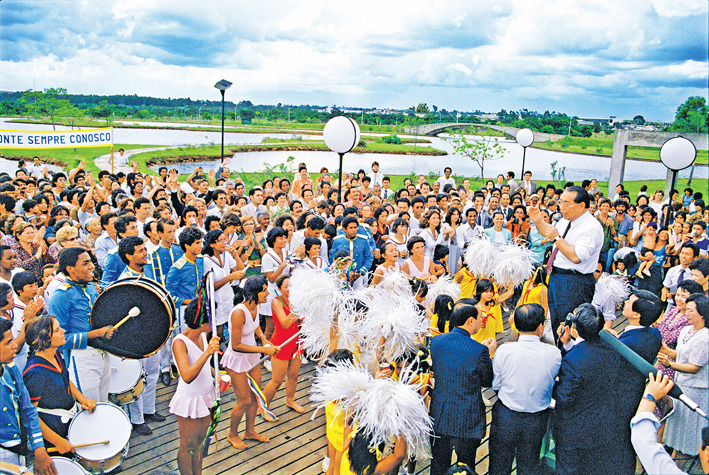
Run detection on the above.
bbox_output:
[114,313,634,475]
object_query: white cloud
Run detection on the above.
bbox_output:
[0,0,706,120]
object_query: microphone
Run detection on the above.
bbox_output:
[599,329,708,421]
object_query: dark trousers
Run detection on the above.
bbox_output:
[548,272,595,343]
[488,401,549,475]
[555,442,635,475]
[430,434,481,475]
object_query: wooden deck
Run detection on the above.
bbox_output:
[111,311,700,475]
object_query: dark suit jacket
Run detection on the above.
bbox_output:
[616,327,663,428]
[552,340,627,449]
[430,327,493,439]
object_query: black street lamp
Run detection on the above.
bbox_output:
[214,79,232,163]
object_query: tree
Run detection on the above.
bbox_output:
[415,102,429,114]
[447,132,508,181]
[19,88,72,130]
[671,96,708,133]
[633,115,645,125]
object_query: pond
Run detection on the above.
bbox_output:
[1,118,705,182]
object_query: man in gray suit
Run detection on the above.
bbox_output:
[517,171,537,196]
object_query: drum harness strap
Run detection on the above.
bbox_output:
[36,403,80,424]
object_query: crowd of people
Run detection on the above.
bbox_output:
[0,154,707,475]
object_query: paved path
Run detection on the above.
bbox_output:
[94,147,169,173]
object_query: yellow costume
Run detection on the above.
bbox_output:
[511,281,546,333]
[473,284,504,343]
[430,313,450,336]
[454,268,477,299]
[326,402,346,453]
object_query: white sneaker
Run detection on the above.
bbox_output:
[321,457,330,472]
[264,359,272,372]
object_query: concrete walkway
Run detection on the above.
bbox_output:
[94,147,169,173]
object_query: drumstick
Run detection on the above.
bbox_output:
[112,307,141,330]
[47,440,109,453]
[246,331,301,373]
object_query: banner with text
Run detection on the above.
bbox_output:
[0,128,113,149]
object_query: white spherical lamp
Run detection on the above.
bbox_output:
[660,136,696,171]
[323,116,361,202]
[323,116,361,154]
[516,128,534,148]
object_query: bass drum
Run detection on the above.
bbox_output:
[90,276,175,359]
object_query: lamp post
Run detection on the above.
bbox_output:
[660,136,696,197]
[323,116,361,203]
[214,79,232,163]
[515,128,534,179]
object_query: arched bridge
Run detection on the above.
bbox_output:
[403,122,519,137]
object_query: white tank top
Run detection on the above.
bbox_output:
[405,257,430,278]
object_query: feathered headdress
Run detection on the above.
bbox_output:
[597,273,631,306]
[424,275,462,309]
[493,242,535,287]
[289,267,343,359]
[463,237,499,278]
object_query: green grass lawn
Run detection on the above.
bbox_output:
[534,135,709,166]
[0,144,154,175]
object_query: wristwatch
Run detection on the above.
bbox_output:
[643,393,657,404]
[552,235,561,244]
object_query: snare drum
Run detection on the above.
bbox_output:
[51,457,89,474]
[68,403,131,474]
[108,355,146,406]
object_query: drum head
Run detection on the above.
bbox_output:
[91,277,174,359]
[108,355,142,393]
[68,403,131,462]
[51,457,89,474]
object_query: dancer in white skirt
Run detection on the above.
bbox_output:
[169,299,220,475]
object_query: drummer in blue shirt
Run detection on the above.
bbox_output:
[166,227,204,332]
[48,247,115,403]
[148,218,183,387]
[149,219,183,287]
[117,236,165,436]
[0,318,56,474]
[329,216,373,288]
[100,215,140,289]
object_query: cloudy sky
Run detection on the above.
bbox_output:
[1,0,707,121]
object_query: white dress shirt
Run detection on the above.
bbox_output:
[492,335,561,412]
[630,413,685,475]
[553,211,604,274]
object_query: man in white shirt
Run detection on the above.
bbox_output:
[489,303,561,475]
[206,189,228,219]
[529,186,604,342]
[241,188,267,217]
[662,243,699,307]
[517,171,537,195]
[437,167,455,190]
[290,215,329,265]
[380,177,395,200]
[370,161,383,187]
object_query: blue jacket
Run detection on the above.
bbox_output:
[329,233,373,274]
[149,244,183,286]
[100,247,126,289]
[0,364,44,451]
[553,340,628,449]
[48,279,98,351]
[165,255,204,307]
[337,224,376,253]
[483,227,512,243]
[119,261,158,283]
[429,327,493,439]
